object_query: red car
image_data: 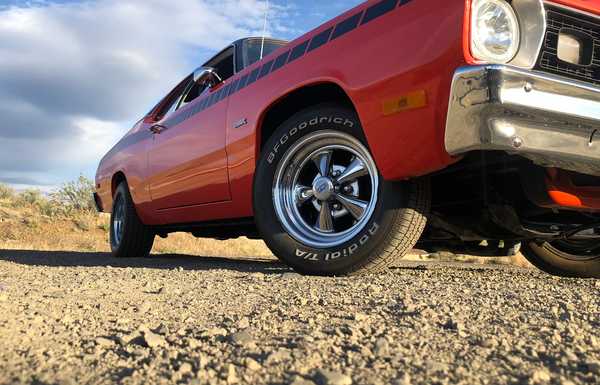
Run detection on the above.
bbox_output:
[95,0,600,277]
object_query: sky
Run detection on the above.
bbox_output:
[0,0,363,191]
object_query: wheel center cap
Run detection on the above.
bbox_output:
[313,177,334,201]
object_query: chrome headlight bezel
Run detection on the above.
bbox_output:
[471,0,521,64]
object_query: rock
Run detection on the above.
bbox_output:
[530,369,551,384]
[291,376,317,385]
[391,374,411,385]
[178,362,193,374]
[142,330,167,348]
[280,272,303,280]
[587,361,600,375]
[202,327,228,338]
[560,380,576,385]
[197,353,208,370]
[425,361,448,373]
[314,369,352,385]
[226,364,238,384]
[479,338,498,348]
[374,338,389,358]
[117,331,141,346]
[94,337,114,348]
[228,330,254,346]
[155,324,169,335]
[266,348,292,363]
[136,302,151,314]
[245,357,261,371]
[352,313,369,322]
[237,317,250,329]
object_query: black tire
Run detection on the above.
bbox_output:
[254,104,429,276]
[521,240,600,278]
[110,182,155,258]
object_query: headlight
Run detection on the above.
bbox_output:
[471,0,520,63]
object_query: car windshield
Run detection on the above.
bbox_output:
[244,39,287,67]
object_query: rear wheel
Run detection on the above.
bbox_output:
[254,104,429,275]
[110,182,155,258]
[521,239,600,278]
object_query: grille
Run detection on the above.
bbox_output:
[535,5,600,86]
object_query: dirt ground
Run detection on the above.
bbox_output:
[0,250,598,385]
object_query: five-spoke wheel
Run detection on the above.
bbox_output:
[254,104,429,275]
[273,131,379,248]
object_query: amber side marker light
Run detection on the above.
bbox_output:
[382,90,427,116]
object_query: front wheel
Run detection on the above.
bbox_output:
[522,239,600,278]
[254,104,430,275]
[110,182,155,258]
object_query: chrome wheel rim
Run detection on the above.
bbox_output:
[273,131,379,248]
[112,195,125,246]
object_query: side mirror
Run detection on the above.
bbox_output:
[193,67,222,88]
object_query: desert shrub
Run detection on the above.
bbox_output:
[0,184,15,200]
[50,175,96,216]
[97,221,110,232]
[15,189,47,207]
[73,217,92,232]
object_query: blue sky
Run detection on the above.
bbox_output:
[0,0,363,190]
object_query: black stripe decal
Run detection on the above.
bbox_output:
[237,74,250,91]
[288,40,310,63]
[307,27,334,52]
[271,51,290,72]
[228,79,239,96]
[117,0,415,151]
[245,68,261,87]
[362,0,399,25]
[331,11,363,40]
[258,60,275,79]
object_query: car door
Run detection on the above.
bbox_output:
[146,76,231,210]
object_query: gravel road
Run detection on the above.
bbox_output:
[0,250,599,385]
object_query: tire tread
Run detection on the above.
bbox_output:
[111,183,154,258]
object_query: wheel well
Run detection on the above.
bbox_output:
[258,82,356,152]
[111,172,127,197]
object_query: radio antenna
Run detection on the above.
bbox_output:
[259,0,269,60]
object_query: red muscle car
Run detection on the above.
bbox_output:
[95,0,600,277]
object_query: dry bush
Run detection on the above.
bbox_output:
[0,184,15,200]
[50,175,96,215]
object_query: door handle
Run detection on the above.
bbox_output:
[149,124,167,134]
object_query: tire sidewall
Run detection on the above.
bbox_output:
[524,241,600,278]
[254,105,405,275]
[110,184,128,253]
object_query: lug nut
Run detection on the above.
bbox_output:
[512,136,523,149]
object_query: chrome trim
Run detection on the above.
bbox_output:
[193,67,223,88]
[272,131,379,248]
[445,65,600,176]
[510,0,547,69]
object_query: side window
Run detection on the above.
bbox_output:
[205,46,235,81]
[243,39,287,68]
[178,82,207,110]
[154,75,192,120]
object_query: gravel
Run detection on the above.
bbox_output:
[0,250,599,385]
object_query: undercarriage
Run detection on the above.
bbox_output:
[418,151,600,257]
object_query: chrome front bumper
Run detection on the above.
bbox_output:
[445,65,600,176]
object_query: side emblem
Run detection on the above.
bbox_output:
[233,118,248,129]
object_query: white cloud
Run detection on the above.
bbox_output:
[0,0,288,188]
